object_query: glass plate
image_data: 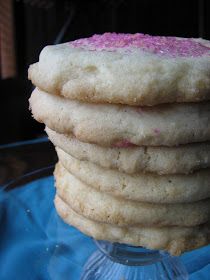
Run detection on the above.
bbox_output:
[0,166,95,280]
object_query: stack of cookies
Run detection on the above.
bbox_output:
[29,33,210,256]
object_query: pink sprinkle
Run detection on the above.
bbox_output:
[153,128,161,135]
[69,33,210,57]
[113,139,136,148]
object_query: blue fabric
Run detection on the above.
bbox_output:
[0,176,209,280]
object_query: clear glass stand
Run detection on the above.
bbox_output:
[80,241,189,280]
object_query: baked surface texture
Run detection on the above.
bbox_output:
[30,89,210,147]
[55,195,210,256]
[55,163,210,227]
[46,127,210,175]
[28,33,210,106]
[56,147,210,203]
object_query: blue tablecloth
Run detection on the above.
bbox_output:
[0,176,209,280]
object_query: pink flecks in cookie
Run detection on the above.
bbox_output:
[70,33,210,57]
[153,128,161,135]
[113,139,136,148]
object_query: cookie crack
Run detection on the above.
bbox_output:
[143,146,151,171]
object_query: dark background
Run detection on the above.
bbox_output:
[1,0,209,144]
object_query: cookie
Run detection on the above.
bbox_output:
[56,147,210,203]
[55,163,210,227]
[28,33,210,106]
[46,127,210,174]
[30,89,210,147]
[55,195,210,256]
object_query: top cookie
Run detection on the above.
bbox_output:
[28,33,210,106]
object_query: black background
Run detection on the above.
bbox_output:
[1,0,209,144]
